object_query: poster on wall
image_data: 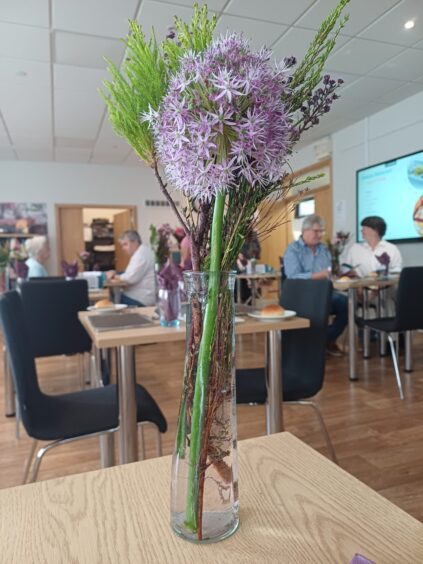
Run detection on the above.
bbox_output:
[0,203,48,235]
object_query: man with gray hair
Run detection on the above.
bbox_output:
[283,214,347,357]
[25,235,50,278]
[106,230,155,306]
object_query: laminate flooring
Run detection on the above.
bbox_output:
[1,332,423,522]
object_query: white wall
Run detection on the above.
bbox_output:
[0,161,180,273]
[294,91,423,267]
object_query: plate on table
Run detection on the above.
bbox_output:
[87,304,128,314]
[248,310,296,321]
[235,316,245,324]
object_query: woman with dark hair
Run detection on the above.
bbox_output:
[343,216,402,278]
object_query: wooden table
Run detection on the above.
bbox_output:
[79,308,309,465]
[333,276,400,381]
[236,271,281,307]
[2,432,422,563]
[103,280,128,303]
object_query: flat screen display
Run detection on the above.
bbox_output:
[356,149,423,243]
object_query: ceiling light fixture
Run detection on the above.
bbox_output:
[404,20,415,30]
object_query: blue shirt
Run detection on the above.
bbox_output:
[284,237,331,280]
[26,257,48,278]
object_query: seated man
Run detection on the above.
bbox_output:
[106,230,155,307]
[284,214,347,357]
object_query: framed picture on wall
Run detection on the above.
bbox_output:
[0,203,48,235]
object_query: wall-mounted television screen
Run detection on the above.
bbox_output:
[356,149,423,243]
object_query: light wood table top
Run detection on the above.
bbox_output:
[1,432,422,563]
[237,271,281,280]
[79,306,309,349]
[333,275,400,291]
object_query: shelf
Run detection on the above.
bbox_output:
[0,233,35,238]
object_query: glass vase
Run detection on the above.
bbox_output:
[170,271,239,543]
[158,287,180,327]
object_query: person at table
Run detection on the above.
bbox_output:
[343,216,402,278]
[284,214,347,357]
[25,236,50,278]
[106,230,155,307]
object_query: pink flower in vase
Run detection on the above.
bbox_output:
[376,252,390,276]
[61,260,78,278]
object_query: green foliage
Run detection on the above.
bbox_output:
[100,4,217,166]
[285,0,350,113]
[0,243,9,270]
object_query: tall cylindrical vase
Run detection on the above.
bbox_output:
[170,271,239,543]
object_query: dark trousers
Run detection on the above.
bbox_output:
[328,291,348,343]
[120,294,144,307]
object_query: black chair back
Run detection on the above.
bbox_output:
[395,267,423,331]
[0,292,45,431]
[20,279,91,357]
[280,279,332,401]
[29,276,66,281]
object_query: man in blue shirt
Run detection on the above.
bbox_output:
[284,214,347,357]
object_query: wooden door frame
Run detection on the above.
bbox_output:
[55,204,138,272]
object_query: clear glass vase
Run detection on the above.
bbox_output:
[158,287,180,327]
[170,271,239,543]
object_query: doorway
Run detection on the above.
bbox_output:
[56,204,137,274]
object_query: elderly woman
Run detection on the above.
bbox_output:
[25,236,50,278]
[343,216,402,278]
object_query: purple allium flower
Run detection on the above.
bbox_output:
[144,33,294,201]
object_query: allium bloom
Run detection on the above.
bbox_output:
[144,34,294,201]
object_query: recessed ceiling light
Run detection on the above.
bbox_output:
[404,20,415,30]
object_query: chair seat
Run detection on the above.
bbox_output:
[236,368,267,405]
[363,316,398,333]
[26,384,167,441]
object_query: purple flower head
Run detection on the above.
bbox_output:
[376,252,390,267]
[144,33,294,201]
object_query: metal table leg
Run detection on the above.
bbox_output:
[3,346,15,417]
[379,288,387,356]
[405,330,413,372]
[92,345,115,467]
[362,288,371,359]
[251,279,257,309]
[110,286,124,304]
[348,287,358,381]
[265,329,284,434]
[117,345,138,463]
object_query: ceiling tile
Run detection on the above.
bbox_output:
[0,22,50,63]
[360,0,423,46]
[0,58,50,89]
[95,119,131,153]
[55,147,92,163]
[15,146,53,161]
[326,37,404,74]
[0,147,16,160]
[296,0,401,36]
[54,87,104,140]
[90,152,128,165]
[372,81,423,105]
[54,64,108,92]
[216,15,286,49]
[154,0,227,10]
[0,0,49,28]
[0,80,52,140]
[370,48,423,81]
[137,1,202,41]
[0,119,11,147]
[123,151,143,166]
[55,137,95,149]
[272,28,349,63]
[414,38,423,49]
[334,76,403,108]
[224,0,314,25]
[53,0,139,39]
[54,31,125,69]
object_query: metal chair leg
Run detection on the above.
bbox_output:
[287,400,338,464]
[387,333,404,400]
[22,440,38,484]
[15,396,21,440]
[362,289,371,359]
[405,330,413,372]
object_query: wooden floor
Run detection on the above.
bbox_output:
[1,332,423,522]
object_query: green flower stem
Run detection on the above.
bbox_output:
[184,192,225,532]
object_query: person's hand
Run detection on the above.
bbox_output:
[106,270,116,281]
[311,269,330,280]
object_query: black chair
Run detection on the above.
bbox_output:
[361,267,423,400]
[236,279,337,462]
[0,291,167,483]
[20,279,92,359]
[28,276,66,281]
